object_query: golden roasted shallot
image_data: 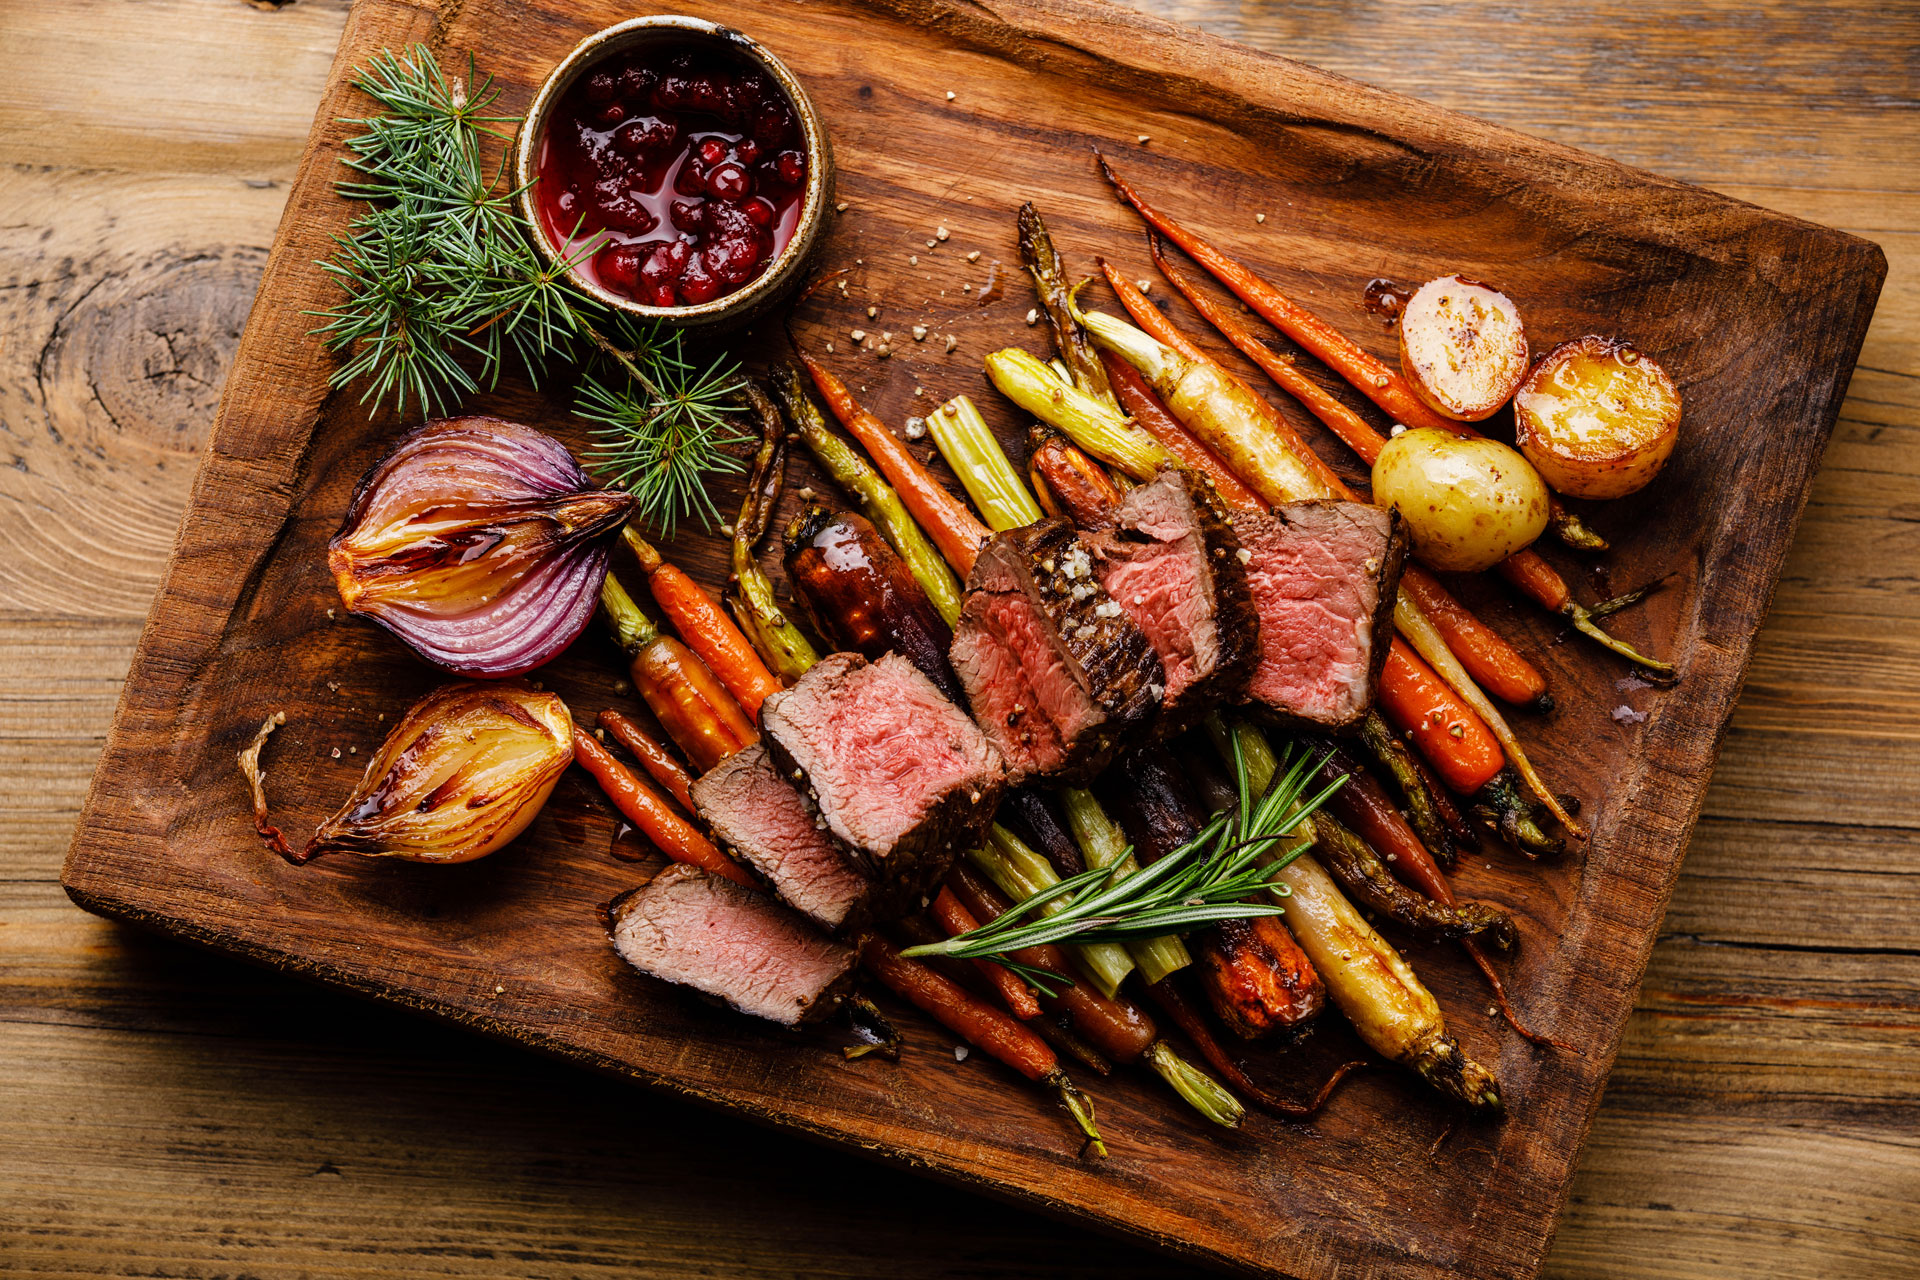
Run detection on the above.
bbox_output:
[329,417,634,676]
[296,681,574,865]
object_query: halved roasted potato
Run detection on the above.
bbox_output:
[1513,336,1681,500]
[1397,275,1529,421]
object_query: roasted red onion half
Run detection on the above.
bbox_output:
[330,416,635,676]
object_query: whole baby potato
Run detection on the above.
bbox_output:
[1371,428,1549,572]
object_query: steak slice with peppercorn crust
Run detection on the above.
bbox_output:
[1228,500,1408,731]
[758,651,1004,912]
[690,743,877,932]
[950,519,1165,784]
[1084,467,1259,738]
[606,864,856,1027]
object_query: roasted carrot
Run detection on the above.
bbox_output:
[1100,153,1452,430]
[621,527,781,720]
[783,505,965,705]
[1220,721,1503,1112]
[1377,641,1561,854]
[596,709,696,813]
[1377,639,1505,795]
[1089,300,1571,833]
[1099,350,1263,510]
[601,572,758,774]
[1398,567,1551,711]
[1145,975,1369,1119]
[946,864,1156,1064]
[1099,152,1608,552]
[1100,260,1354,499]
[1311,743,1561,1046]
[1028,423,1123,528]
[931,887,1043,1020]
[801,353,990,576]
[572,729,753,886]
[858,933,1107,1156]
[1113,257,1557,709]
[1151,239,1671,680]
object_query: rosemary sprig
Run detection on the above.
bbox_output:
[904,743,1345,973]
[308,44,748,533]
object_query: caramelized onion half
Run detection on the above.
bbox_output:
[298,681,574,865]
[331,416,635,676]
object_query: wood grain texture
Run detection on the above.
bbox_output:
[4,1,1915,1278]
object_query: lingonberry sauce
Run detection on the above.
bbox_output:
[536,44,808,307]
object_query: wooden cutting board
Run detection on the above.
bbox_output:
[60,0,1885,1277]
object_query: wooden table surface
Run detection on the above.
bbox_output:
[1,1,1913,1276]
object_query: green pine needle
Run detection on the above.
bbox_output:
[307,43,747,533]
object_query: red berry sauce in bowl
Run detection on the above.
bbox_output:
[516,18,832,327]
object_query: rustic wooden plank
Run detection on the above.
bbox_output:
[54,0,1886,1271]
[2,1,1914,1278]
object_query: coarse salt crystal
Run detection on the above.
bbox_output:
[1026,308,1040,325]
[936,226,949,241]
[1235,547,1252,564]
[1612,705,1649,724]
[966,250,980,262]
[912,325,927,341]
[954,1045,969,1061]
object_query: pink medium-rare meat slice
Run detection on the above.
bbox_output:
[690,744,875,932]
[1087,468,1258,737]
[759,651,1004,900]
[1228,501,1407,730]
[606,864,856,1026]
[950,520,1164,785]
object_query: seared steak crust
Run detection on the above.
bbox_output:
[759,651,1004,911]
[951,519,1164,785]
[1086,468,1260,738]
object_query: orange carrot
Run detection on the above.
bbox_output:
[602,573,758,774]
[623,529,781,719]
[1112,258,1557,710]
[1398,567,1551,711]
[931,887,1044,1020]
[801,354,989,577]
[1100,260,1354,499]
[1099,350,1263,510]
[1376,639,1505,796]
[1149,238,1607,631]
[596,709,697,813]
[573,729,753,886]
[1099,152,1454,433]
[859,934,1057,1082]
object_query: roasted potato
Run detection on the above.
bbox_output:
[1371,428,1549,572]
[1513,336,1681,499]
[1398,275,1529,421]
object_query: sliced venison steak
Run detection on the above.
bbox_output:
[759,651,1004,902]
[1228,501,1407,730]
[607,864,856,1026]
[691,744,875,932]
[1086,468,1259,737]
[950,520,1164,784]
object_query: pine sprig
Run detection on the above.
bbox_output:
[903,742,1346,971]
[308,44,748,532]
